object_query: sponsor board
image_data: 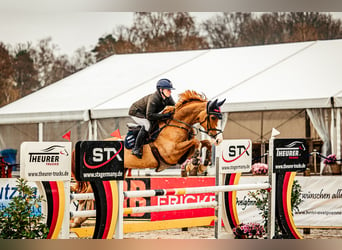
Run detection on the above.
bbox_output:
[0,178,42,216]
[217,139,252,173]
[75,141,124,181]
[122,177,215,221]
[273,139,308,173]
[20,142,71,181]
[123,178,151,219]
[150,177,215,221]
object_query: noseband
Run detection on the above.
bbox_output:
[198,113,223,139]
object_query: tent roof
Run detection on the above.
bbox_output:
[0,39,341,124]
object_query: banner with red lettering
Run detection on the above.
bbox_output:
[150,177,215,221]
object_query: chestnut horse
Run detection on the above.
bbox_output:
[70,90,225,227]
[123,90,225,172]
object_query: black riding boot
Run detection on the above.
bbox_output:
[132,127,148,159]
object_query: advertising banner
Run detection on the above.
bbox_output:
[0,178,42,216]
[293,176,342,227]
[234,176,342,227]
[75,140,124,181]
[122,176,342,227]
[150,177,216,221]
[273,139,308,173]
[217,139,252,173]
[123,178,151,220]
[20,141,72,181]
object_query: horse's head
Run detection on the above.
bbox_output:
[164,90,226,146]
[198,98,226,145]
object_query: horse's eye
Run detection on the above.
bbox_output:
[210,115,217,121]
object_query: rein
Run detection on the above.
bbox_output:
[158,118,197,140]
[159,100,224,140]
[161,115,222,140]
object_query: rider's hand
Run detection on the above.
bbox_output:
[161,112,173,120]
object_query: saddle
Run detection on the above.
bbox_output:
[124,123,160,149]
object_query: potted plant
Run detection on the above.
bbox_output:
[0,178,49,239]
[248,180,303,237]
[232,222,266,239]
[323,154,341,175]
[251,163,268,175]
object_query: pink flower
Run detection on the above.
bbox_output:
[232,222,266,239]
[251,163,268,175]
[323,154,337,165]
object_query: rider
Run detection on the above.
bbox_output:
[128,78,176,159]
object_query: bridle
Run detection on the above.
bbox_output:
[161,110,223,140]
[198,113,223,139]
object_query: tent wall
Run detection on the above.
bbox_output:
[96,117,133,140]
[0,123,39,151]
[0,120,90,164]
[42,120,90,143]
[0,109,340,175]
[224,110,307,142]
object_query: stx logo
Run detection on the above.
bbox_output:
[83,142,123,169]
[93,147,123,162]
[222,141,251,163]
[228,145,250,157]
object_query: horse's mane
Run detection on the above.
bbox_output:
[164,90,207,113]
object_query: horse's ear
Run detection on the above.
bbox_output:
[207,99,218,112]
[217,98,226,107]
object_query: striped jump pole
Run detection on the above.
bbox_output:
[70,183,269,218]
[123,183,270,198]
[123,201,218,215]
[71,202,218,219]
[70,193,94,201]
[70,210,96,219]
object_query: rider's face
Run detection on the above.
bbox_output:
[161,89,172,98]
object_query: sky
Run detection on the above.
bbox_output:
[0,12,216,56]
[1,12,342,57]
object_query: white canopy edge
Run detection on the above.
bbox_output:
[89,97,334,120]
[0,97,335,124]
[0,110,89,124]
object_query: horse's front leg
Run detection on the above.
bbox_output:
[200,140,212,166]
[170,138,201,164]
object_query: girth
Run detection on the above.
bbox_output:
[149,143,172,172]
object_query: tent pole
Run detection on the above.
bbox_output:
[38,122,43,142]
[337,108,341,161]
[88,120,93,140]
[93,120,98,140]
[330,108,336,155]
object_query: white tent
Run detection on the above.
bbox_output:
[1,39,341,123]
[0,39,341,173]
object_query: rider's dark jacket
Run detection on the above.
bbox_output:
[129,90,175,121]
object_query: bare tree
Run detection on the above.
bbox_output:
[0,43,19,107]
[30,37,77,87]
[71,47,96,71]
[201,12,342,48]
[201,12,248,48]
[30,37,57,87]
[12,43,39,96]
[285,12,342,42]
[130,12,208,52]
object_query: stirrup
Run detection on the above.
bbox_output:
[132,148,142,159]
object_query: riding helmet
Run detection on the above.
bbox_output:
[156,78,175,90]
